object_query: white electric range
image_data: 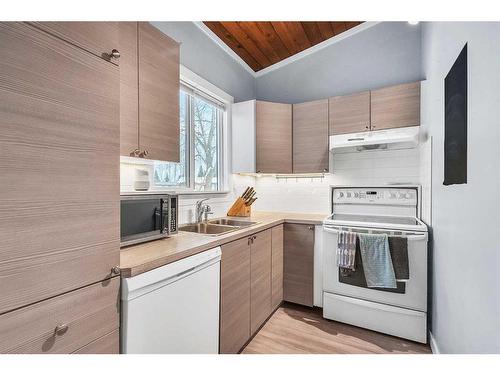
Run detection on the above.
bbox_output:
[322,185,428,343]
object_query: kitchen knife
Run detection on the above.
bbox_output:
[241,186,250,198]
[243,187,254,200]
[246,197,257,206]
[245,191,256,203]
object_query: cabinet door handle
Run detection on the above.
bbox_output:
[54,324,69,336]
[365,125,369,130]
[130,149,140,157]
[111,266,121,275]
[308,226,314,230]
[139,150,149,158]
[110,49,120,59]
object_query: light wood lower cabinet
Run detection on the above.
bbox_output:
[271,225,284,310]
[0,22,120,314]
[284,223,315,307]
[0,277,120,354]
[250,229,272,335]
[73,329,119,354]
[219,237,251,354]
[220,226,282,353]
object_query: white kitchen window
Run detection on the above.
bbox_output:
[153,82,226,192]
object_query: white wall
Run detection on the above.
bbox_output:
[421,22,500,353]
[252,148,421,214]
[256,22,423,104]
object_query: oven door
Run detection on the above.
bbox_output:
[120,196,169,247]
[322,225,428,312]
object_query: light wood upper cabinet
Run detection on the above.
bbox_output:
[31,22,120,65]
[284,223,314,307]
[256,101,292,173]
[271,225,284,310]
[119,22,180,162]
[138,22,180,162]
[250,229,273,335]
[293,99,329,173]
[0,22,120,314]
[370,81,420,130]
[119,22,139,157]
[329,91,370,135]
[220,237,251,354]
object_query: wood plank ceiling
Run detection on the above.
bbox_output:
[203,22,363,72]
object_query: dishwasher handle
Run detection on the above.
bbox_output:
[174,266,197,278]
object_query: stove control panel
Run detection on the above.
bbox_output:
[333,187,418,206]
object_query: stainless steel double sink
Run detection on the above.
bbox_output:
[179,218,258,236]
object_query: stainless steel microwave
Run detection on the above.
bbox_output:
[120,194,178,247]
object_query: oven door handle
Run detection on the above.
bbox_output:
[323,226,427,241]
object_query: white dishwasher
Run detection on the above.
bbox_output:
[121,247,221,354]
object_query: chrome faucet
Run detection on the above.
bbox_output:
[195,198,213,223]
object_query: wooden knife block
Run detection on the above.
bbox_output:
[227,197,251,217]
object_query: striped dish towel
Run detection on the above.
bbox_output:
[337,231,356,271]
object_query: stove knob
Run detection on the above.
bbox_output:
[398,193,405,199]
[338,192,344,198]
[354,192,359,198]
[346,192,352,198]
[405,193,411,199]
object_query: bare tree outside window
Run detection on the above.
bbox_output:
[193,97,219,191]
[154,88,222,192]
[154,91,188,187]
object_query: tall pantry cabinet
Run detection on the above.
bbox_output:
[0,22,120,354]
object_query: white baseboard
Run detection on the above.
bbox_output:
[429,331,440,354]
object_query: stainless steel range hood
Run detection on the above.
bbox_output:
[329,126,420,152]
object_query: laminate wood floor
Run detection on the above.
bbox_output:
[242,303,431,354]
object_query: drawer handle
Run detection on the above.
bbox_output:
[54,324,69,336]
[110,49,120,59]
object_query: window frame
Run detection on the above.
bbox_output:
[152,66,232,194]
